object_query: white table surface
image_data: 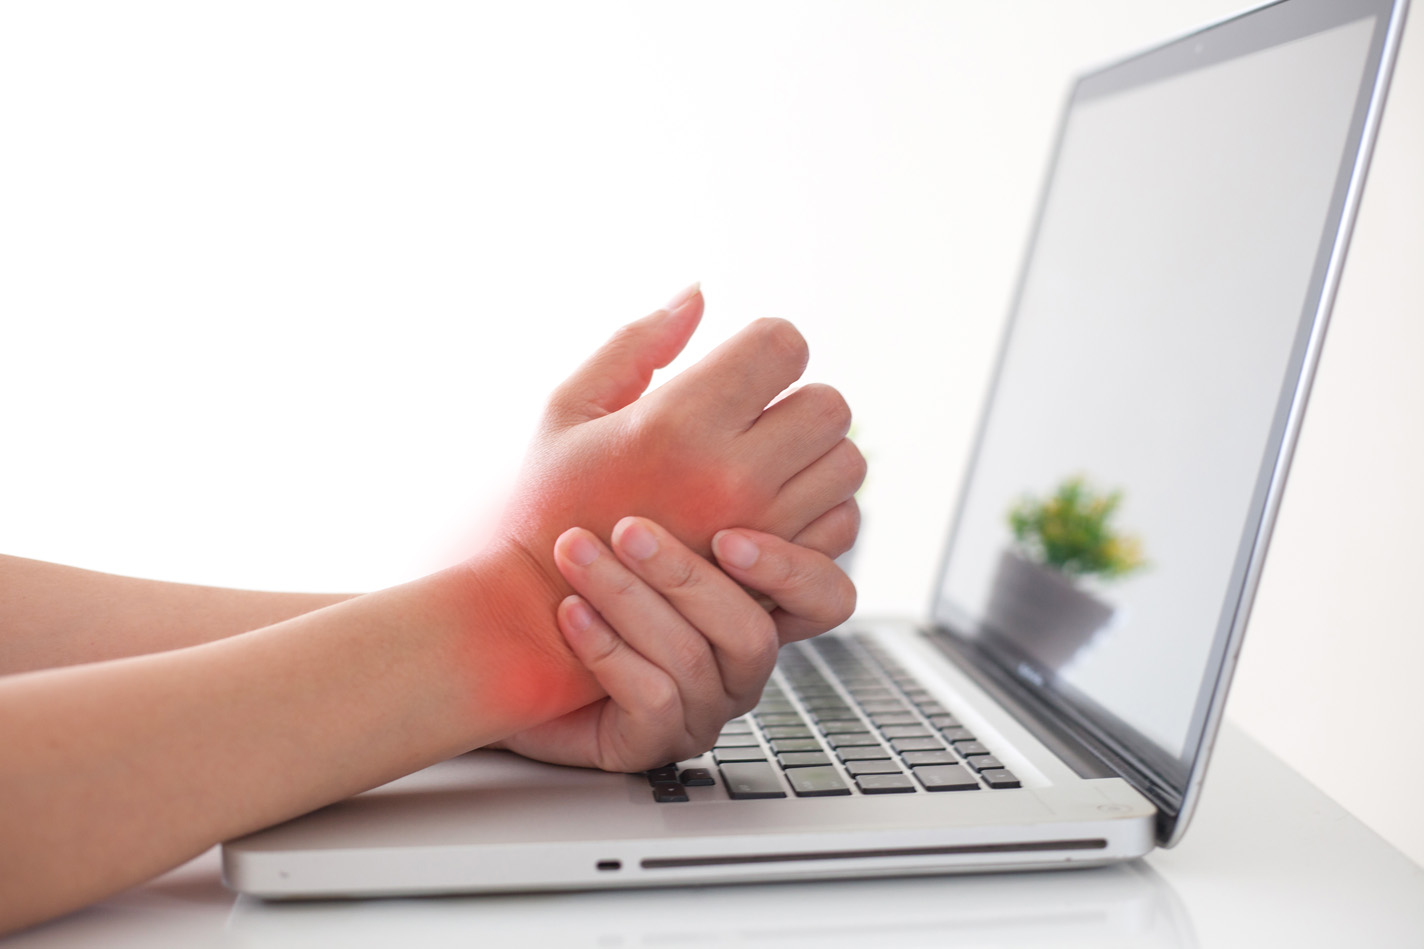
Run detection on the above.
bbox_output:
[9,723,1423,948]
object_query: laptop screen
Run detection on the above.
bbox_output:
[933,0,1395,796]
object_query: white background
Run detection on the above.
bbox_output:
[3,2,1420,866]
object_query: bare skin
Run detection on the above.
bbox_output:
[0,286,864,935]
[516,516,857,771]
[0,557,354,675]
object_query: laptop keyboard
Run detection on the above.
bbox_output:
[642,633,1021,802]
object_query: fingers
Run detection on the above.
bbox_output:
[544,284,704,428]
[554,520,780,710]
[608,517,784,702]
[712,528,857,644]
[791,498,861,560]
[745,383,853,486]
[556,595,691,767]
[652,317,810,432]
[751,435,866,542]
[776,437,866,530]
[548,517,856,771]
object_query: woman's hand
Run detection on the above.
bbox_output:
[455,286,864,726]
[494,515,856,772]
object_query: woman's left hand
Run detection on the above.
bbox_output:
[494,513,856,772]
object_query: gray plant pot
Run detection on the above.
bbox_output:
[983,549,1115,672]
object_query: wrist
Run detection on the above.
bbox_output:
[436,539,603,735]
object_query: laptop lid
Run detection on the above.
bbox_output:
[928,0,1409,846]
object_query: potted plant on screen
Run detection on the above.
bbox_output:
[984,476,1147,670]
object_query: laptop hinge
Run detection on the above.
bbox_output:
[921,627,1183,813]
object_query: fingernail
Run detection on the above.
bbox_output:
[564,597,594,632]
[616,518,660,561]
[713,530,759,570]
[663,282,701,315]
[566,532,600,566]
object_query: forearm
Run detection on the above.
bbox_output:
[0,549,598,935]
[0,554,354,674]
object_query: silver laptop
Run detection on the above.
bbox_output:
[224,0,1410,896]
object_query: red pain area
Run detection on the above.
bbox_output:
[442,551,605,734]
[453,414,796,734]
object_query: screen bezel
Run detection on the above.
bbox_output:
[928,0,1408,846]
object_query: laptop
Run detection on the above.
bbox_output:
[224,0,1410,896]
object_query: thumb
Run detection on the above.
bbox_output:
[546,284,704,426]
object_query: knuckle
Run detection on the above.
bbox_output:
[605,569,644,602]
[642,677,682,721]
[582,631,628,670]
[721,613,779,675]
[802,383,853,436]
[656,551,704,594]
[745,620,782,673]
[751,317,809,370]
[622,402,664,444]
[623,404,687,460]
[827,499,862,555]
[829,568,857,625]
[835,437,868,491]
[719,462,766,510]
[772,546,815,591]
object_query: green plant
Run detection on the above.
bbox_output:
[1008,476,1146,581]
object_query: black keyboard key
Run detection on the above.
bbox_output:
[917,702,950,717]
[821,721,870,735]
[720,762,787,799]
[953,741,991,757]
[763,726,814,740]
[645,765,678,784]
[720,718,753,734]
[980,768,1022,789]
[777,751,832,768]
[879,726,932,740]
[891,737,944,753]
[964,755,1005,772]
[652,781,689,802]
[679,768,716,787]
[802,696,852,711]
[837,745,892,762]
[914,764,980,792]
[786,766,852,797]
[845,758,905,776]
[809,708,859,723]
[825,731,879,748]
[900,750,958,767]
[939,727,976,742]
[928,715,962,729]
[855,773,916,794]
[713,747,768,764]
[770,738,822,754]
